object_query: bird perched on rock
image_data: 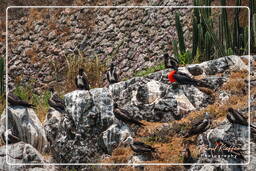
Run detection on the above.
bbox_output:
[182,141,194,169]
[48,87,65,112]
[125,137,156,154]
[113,103,145,127]
[8,92,35,108]
[227,108,256,138]
[184,112,211,138]
[1,129,20,144]
[227,108,252,127]
[168,67,212,88]
[163,53,179,69]
[107,63,118,84]
[75,68,90,90]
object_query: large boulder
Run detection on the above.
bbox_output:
[0,107,48,152]
[110,73,214,122]
[43,108,64,147]
[187,55,248,76]
[0,142,54,171]
[100,123,132,154]
[47,89,130,163]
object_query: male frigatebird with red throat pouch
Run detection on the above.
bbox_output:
[168,66,212,88]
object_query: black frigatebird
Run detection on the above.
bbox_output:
[163,53,179,69]
[227,108,256,138]
[75,68,90,90]
[125,137,156,154]
[184,112,211,138]
[48,87,65,112]
[107,63,118,84]
[113,103,145,127]
[8,92,35,108]
[168,67,212,88]
[182,141,194,169]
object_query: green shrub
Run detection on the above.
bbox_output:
[134,64,165,77]
[13,85,51,122]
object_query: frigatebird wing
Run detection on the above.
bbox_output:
[114,108,144,127]
[113,70,118,82]
[75,76,78,88]
[82,76,90,90]
[229,108,248,126]
[52,94,65,106]
[132,141,155,153]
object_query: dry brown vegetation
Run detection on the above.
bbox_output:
[0,95,5,115]
[103,147,133,164]
[63,53,107,93]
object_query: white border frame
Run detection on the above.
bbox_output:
[5,6,251,166]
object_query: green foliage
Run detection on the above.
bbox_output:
[204,31,211,60]
[177,51,193,65]
[173,0,249,64]
[205,0,211,17]
[193,0,200,22]
[174,11,196,64]
[192,17,199,58]
[134,64,165,77]
[197,23,204,56]
[232,0,241,55]
[0,95,5,115]
[243,26,249,54]
[250,0,255,50]
[13,85,51,121]
[13,85,31,102]
[175,12,186,54]
[201,8,226,58]
[253,14,256,48]
[13,85,51,107]
[221,0,232,50]
[172,40,179,59]
[226,48,234,56]
[218,15,223,44]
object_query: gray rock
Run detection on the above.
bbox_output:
[188,65,204,76]
[100,123,132,154]
[34,24,43,33]
[43,108,64,146]
[0,142,47,171]
[191,56,248,76]
[0,107,48,152]
[189,119,254,170]
[15,28,24,35]
[49,89,117,163]
[48,31,57,40]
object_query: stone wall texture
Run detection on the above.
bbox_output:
[5,0,193,91]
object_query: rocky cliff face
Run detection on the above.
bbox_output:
[0,55,255,171]
[42,55,253,166]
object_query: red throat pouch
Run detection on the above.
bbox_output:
[168,70,177,83]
